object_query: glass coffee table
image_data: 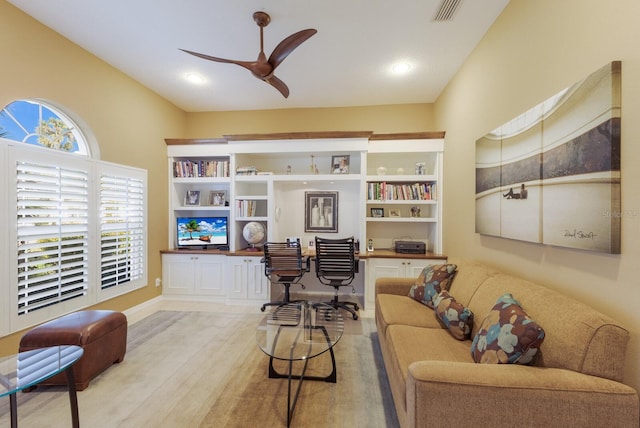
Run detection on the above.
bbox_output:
[256,301,344,427]
[0,345,84,428]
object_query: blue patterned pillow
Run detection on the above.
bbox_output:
[433,290,474,340]
[470,293,545,364]
[408,264,458,309]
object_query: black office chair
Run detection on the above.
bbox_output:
[314,236,360,320]
[260,239,309,312]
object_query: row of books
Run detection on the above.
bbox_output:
[236,166,259,176]
[236,200,258,217]
[367,182,437,201]
[173,160,230,178]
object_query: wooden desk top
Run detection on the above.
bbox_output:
[161,248,446,260]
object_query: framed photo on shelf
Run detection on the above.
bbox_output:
[209,190,227,206]
[371,207,384,218]
[389,209,401,217]
[305,191,338,233]
[331,155,350,174]
[185,190,200,206]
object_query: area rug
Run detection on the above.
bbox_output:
[1,309,398,428]
[200,317,397,427]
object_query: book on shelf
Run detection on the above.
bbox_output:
[173,160,229,178]
[236,200,258,217]
[236,166,259,176]
[367,182,437,201]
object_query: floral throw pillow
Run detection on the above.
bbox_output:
[470,293,545,365]
[433,290,474,340]
[408,264,458,309]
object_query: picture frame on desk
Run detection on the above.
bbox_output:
[286,237,301,247]
[209,190,226,206]
[185,190,200,206]
[305,191,338,233]
[331,155,350,174]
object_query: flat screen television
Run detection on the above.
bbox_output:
[176,216,228,249]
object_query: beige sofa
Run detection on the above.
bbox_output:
[375,259,639,428]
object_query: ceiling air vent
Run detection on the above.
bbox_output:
[433,0,464,22]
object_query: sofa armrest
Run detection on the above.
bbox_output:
[375,277,416,297]
[406,360,639,428]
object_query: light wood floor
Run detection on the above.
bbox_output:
[0,296,383,427]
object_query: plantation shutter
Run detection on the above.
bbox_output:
[99,167,146,291]
[16,160,90,315]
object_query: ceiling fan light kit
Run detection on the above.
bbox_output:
[180,11,317,98]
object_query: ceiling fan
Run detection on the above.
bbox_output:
[180,11,317,98]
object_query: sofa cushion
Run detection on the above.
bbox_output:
[384,324,474,418]
[433,290,474,340]
[408,264,457,308]
[376,294,444,337]
[470,293,545,365]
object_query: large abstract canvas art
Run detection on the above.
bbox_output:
[475,61,621,253]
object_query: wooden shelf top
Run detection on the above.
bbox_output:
[165,131,446,145]
[161,248,446,260]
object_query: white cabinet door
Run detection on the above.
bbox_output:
[245,256,269,301]
[366,258,441,309]
[404,260,435,278]
[195,255,226,296]
[227,256,269,302]
[227,257,248,300]
[162,253,226,297]
[162,254,197,295]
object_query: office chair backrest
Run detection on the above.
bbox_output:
[314,236,356,285]
[263,239,304,280]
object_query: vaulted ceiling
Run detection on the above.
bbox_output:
[8,0,509,112]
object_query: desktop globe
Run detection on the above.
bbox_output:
[242,221,265,251]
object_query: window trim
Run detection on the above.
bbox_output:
[2,140,147,334]
[97,161,148,301]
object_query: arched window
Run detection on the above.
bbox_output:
[0,99,95,156]
[0,99,145,335]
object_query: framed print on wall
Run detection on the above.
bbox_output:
[305,191,338,232]
[475,61,621,254]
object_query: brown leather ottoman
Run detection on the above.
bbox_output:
[19,310,127,391]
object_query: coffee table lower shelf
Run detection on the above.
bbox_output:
[256,302,344,428]
[268,325,337,427]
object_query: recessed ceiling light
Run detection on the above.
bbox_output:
[184,73,205,84]
[391,62,412,74]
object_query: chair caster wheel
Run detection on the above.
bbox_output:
[353,314,358,320]
[260,307,265,312]
[354,305,359,311]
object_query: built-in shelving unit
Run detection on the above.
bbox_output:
[366,135,443,252]
[163,132,445,307]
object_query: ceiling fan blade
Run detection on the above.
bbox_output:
[179,48,254,72]
[268,28,317,70]
[265,75,290,98]
[180,12,315,99]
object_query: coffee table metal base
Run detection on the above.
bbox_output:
[10,367,80,428]
[268,325,337,427]
[2,347,82,428]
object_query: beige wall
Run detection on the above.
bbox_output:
[0,1,186,352]
[184,103,434,137]
[435,0,640,390]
